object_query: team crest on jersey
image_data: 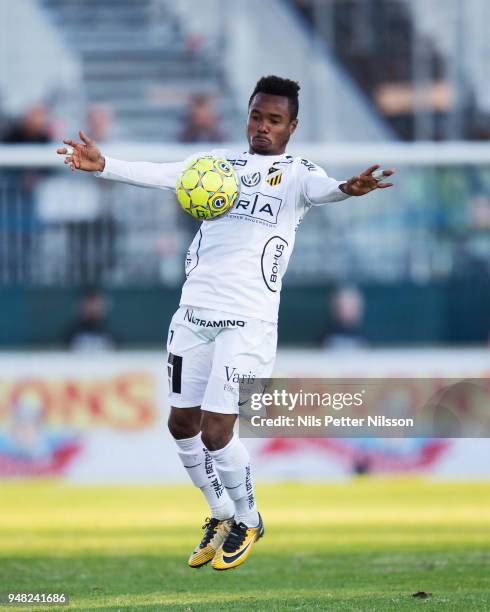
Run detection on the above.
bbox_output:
[266,166,283,186]
[241,172,261,187]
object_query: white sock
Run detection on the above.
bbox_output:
[174,433,234,520]
[208,433,259,528]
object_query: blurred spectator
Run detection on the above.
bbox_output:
[178,94,224,143]
[2,104,52,143]
[36,103,117,285]
[321,285,367,349]
[185,33,206,55]
[86,102,115,143]
[0,95,8,137]
[64,289,116,352]
[453,193,490,277]
[0,104,53,283]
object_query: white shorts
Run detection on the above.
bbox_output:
[166,305,277,414]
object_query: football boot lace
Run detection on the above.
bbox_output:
[222,521,248,553]
[199,517,220,548]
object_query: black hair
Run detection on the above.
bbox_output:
[248,75,300,120]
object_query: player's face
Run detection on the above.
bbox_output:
[247,93,297,155]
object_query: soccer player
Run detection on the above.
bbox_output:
[57,75,394,570]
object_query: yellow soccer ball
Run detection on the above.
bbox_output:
[176,156,239,220]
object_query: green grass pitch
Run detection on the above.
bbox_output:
[1,479,489,611]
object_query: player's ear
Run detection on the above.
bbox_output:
[289,119,298,135]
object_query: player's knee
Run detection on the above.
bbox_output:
[201,425,232,451]
[167,407,201,440]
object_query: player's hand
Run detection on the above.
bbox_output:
[56,130,105,172]
[340,165,395,196]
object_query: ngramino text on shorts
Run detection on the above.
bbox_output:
[184,308,245,328]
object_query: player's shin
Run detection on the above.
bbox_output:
[208,433,259,528]
[174,433,234,520]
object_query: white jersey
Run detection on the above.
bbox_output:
[96,149,349,323]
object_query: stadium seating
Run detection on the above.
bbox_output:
[292,0,489,140]
[40,0,237,141]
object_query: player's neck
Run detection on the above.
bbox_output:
[248,147,286,157]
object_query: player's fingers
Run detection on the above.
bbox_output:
[63,138,79,148]
[64,155,72,164]
[57,147,68,155]
[378,182,393,188]
[360,164,380,176]
[79,130,92,145]
[68,151,80,169]
[382,169,395,177]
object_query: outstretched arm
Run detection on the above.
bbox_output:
[303,162,395,205]
[339,165,395,196]
[57,131,185,190]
